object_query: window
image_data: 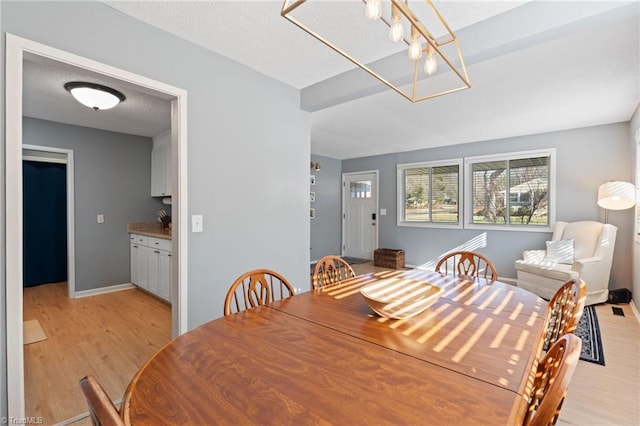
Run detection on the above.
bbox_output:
[350,180,371,198]
[397,159,462,227]
[465,149,555,229]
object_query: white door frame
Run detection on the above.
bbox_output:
[341,170,379,257]
[22,145,76,299]
[5,33,189,418]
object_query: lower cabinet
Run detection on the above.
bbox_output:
[130,233,172,303]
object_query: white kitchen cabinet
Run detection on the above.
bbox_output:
[151,131,172,197]
[157,250,172,301]
[147,248,160,295]
[130,239,140,285]
[130,233,172,303]
[137,245,151,291]
[130,234,150,291]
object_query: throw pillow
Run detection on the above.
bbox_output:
[544,239,575,264]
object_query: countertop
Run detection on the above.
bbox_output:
[127,222,171,240]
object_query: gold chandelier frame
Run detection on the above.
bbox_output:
[281,0,471,103]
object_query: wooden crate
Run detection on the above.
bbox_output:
[374,249,405,269]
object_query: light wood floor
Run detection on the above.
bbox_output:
[23,282,171,425]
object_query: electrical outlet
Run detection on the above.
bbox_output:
[192,215,203,233]
[97,214,104,224]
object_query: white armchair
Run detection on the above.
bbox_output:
[515,221,617,306]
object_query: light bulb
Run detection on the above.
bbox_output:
[389,17,404,43]
[408,38,422,60]
[424,54,437,75]
[424,43,437,75]
[388,5,404,43]
[365,0,382,20]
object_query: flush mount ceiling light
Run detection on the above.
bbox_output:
[281,0,471,103]
[64,81,126,111]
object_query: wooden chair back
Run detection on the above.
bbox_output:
[224,269,295,315]
[312,255,356,289]
[435,250,498,281]
[79,375,124,426]
[545,279,587,349]
[523,334,582,426]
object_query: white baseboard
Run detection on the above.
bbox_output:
[630,299,640,324]
[74,283,136,299]
[500,276,518,286]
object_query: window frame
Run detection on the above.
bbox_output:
[463,149,556,232]
[397,158,463,229]
[635,129,640,242]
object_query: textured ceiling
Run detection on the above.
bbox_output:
[24,54,171,137]
[23,1,640,159]
[103,0,530,89]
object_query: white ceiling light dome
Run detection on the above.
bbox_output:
[64,81,126,111]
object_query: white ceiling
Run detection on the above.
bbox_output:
[23,54,172,137]
[23,1,639,159]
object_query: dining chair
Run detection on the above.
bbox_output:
[544,279,587,350]
[435,250,498,281]
[79,375,124,426]
[523,334,582,426]
[223,268,295,315]
[311,255,356,289]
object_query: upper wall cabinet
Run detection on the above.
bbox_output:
[151,130,172,197]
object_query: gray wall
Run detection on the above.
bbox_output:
[343,123,634,289]
[631,105,640,313]
[1,0,310,416]
[23,117,164,291]
[310,154,342,261]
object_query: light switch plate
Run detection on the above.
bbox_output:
[97,214,104,224]
[380,208,387,216]
[192,214,203,233]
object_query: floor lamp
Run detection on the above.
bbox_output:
[597,181,636,223]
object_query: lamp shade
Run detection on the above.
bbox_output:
[597,181,636,210]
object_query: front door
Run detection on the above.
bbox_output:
[342,172,378,259]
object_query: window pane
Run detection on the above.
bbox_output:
[472,161,506,224]
[404,168,429,221]
[509,156,549,226]
[432,165,458,223]
[350,181,371,198]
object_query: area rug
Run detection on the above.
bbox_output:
[341,257,370,265]
[574,305,605,366]
[310,256,371,273]
[24,319,47,345]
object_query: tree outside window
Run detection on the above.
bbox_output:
[470,155,550,226]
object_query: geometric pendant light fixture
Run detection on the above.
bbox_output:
[64,81,126,111]
[281,0,471,103]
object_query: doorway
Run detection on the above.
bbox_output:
[342,171,379,259]
[22,145,76,297]
[5,34,189,419]
[22,149,71,289]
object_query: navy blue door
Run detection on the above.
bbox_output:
[23,160,68,287]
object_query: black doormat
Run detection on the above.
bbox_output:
[310,256,371,273]
[341,257,370,265]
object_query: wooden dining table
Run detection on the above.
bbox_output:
[122,269,548,425]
